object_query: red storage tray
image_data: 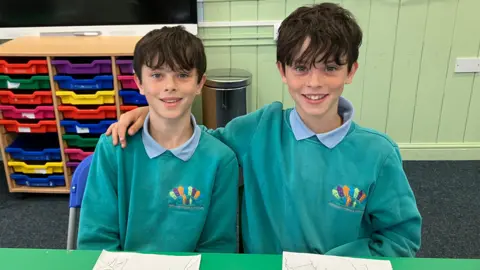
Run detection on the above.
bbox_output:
[0,105,55,119]
[65,148,93,161]
[118,75,138,89]
[120,105,138,112]
[0,120,57,133]
[0,91,53,105]
[0,60,48,74]
[58,106,117,119]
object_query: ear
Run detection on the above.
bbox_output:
[345,62,359,84]
[195,74,206,95]
[276,61,288,84]
[134,74,144,95]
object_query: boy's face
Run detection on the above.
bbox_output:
[277,38,358,121]
[135,65,206,120]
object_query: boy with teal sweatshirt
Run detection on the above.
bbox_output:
[77,27,239,253]
[105,3,422,257]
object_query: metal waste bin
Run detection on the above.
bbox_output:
[202,68,252,129]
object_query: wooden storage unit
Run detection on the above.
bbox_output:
[0,36,142,194]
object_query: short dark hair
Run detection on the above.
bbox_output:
[133,26,207,83]
[277,3,362,72]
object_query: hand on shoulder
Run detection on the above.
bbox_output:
[105,107,149,148]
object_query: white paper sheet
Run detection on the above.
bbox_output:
[92,250,201,270]
[282,251,392,270]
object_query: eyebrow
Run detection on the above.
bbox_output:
[292,60,339,66]
[149,67,193,74]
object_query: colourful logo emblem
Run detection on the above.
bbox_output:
[331,185,367,210]
[168,185,203,208]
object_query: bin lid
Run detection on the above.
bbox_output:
[204,68,252,90]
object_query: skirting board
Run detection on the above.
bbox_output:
[399,143,480,161]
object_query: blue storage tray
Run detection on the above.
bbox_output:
[5,134,61,161]
[54,75,113,90]
[60,120,117,134]
[119,90,147,105]
[11,173,65,187]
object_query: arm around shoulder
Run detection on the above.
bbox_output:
[196,154,239,253]
[77,135,121,251]
[200,104,276,161]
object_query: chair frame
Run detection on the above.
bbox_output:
[66,154,93,250]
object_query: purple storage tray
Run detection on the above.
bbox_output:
[52,59,112,74]
[116,59,134,74]
[67,161,80,172]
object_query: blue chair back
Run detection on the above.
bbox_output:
[69,154,94,208]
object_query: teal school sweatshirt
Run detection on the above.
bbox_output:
[203,102,422,257]
[77,132,239,253]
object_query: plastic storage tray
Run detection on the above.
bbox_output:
[0,91,53,105]
[0,60,48,74]
[56,90,115,105]
[119,90,147,105]
[67,161,80,172]
[11,174,65,187]
[52,59,112,74]
[60,120,116,134]
[5,134,61,161]
[116,59,133,74]
[0,105,54,119]
[54,75,113,90]
[120,105,138,112]
[8,161,64,174]
[63,134,99,148]
[58,105,117,119]
[0,75,50,90]
[65,148,93,161]
[117,75,137,89]
[0,120,57,133]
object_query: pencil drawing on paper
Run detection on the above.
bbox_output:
[283,257,370,270]
[95,256,128,270]
[182,256,201,270]
[92,250,202,270]
[282,252,391,270]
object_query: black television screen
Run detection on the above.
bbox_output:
[0,0,197,27]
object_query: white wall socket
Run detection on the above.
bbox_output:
[455,58,480,73]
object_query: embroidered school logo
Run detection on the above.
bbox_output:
[331,185,367,210]
[168,185,203,209]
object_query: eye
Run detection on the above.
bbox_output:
[151,73,161,78]
[294,65,308,73]
[325,65,338,72]
[178,73,190,78]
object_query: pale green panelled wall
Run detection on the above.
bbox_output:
[193,0,480,160]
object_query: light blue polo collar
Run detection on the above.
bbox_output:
[142,113,201,161]
[289,96,354,148]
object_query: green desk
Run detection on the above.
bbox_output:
[1,248,480,270]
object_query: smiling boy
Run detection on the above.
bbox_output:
[105,3,422,257]
[77,26,239,253]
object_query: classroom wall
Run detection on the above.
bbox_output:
[195,0,480,161]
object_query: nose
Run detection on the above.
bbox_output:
[306,69,325,88]
[163,75,177,92]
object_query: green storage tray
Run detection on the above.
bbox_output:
[63,134,99,148]
[0,75,50,90]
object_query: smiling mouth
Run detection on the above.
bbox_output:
[302,94,328,101]
[159,97,183,107]
[160,98,183,103]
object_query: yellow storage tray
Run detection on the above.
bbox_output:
[56,90,115,105]
[8,160,64,174]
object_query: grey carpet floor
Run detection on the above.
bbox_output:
[0,161,479,258]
